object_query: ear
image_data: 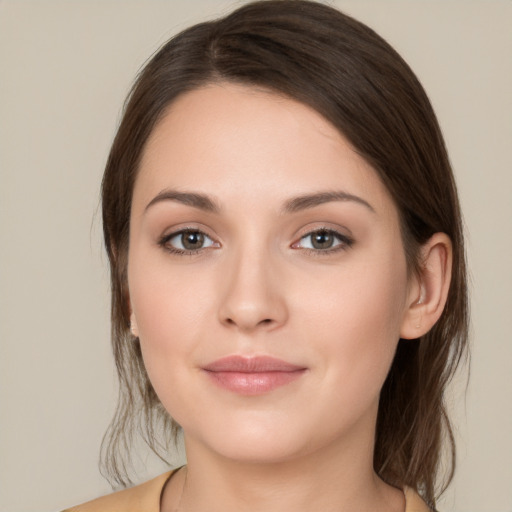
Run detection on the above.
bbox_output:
[400,232,452,339]
[129,309,139,337]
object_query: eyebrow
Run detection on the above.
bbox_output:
[145,190,221,213]
[144,189,375,215]
[282,190,375,214]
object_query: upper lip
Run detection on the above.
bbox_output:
[203,355,305,373]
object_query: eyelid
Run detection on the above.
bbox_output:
[291,226,354,253]
[158,226,220,255]
[157,225,353,256]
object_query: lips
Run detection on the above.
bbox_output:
[202,355,307,395]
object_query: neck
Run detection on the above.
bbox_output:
[162,419,404,512]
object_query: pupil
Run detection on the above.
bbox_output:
[312,231,333,249]
[182,231,204,250]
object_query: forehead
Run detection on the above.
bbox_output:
[134,83,396,219]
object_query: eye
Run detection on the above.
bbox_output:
[293,228,353,253]
[159,229,218,254]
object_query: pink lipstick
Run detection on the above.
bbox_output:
[202,355,306,395]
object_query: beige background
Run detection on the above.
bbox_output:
[1,1,511,511]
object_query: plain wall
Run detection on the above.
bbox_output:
[0,1,511,511]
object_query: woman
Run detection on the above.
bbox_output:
[65,1,468,510]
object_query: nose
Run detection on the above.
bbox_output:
[217,245,288,334]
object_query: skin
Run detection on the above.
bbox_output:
[127,83,451,512]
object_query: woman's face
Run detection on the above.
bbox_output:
[128,83,417,463]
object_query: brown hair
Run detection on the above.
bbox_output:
[100,1,468,507]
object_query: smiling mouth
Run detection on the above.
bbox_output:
[202,355,307,395]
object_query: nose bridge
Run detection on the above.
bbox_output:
[218,232,288,332]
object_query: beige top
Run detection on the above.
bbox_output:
[64,470,432,512]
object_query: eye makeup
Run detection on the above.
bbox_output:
[157,226,354,257]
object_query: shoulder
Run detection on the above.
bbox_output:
[62,471,174,512]
[404,486,434,512]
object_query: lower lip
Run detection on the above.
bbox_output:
[204,370,306,395]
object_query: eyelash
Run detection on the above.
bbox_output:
[294,228,354,256]
[158,227,354,257]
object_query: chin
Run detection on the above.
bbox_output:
[208,434,308,464]
[182,408,328,465]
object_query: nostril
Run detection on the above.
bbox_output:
[223,317,274,329]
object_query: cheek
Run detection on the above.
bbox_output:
[299,251,408,402]
[127,253,214,392]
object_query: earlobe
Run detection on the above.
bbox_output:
[127,293,139,337]
[130,311,139,337]
[400,233,452,340]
